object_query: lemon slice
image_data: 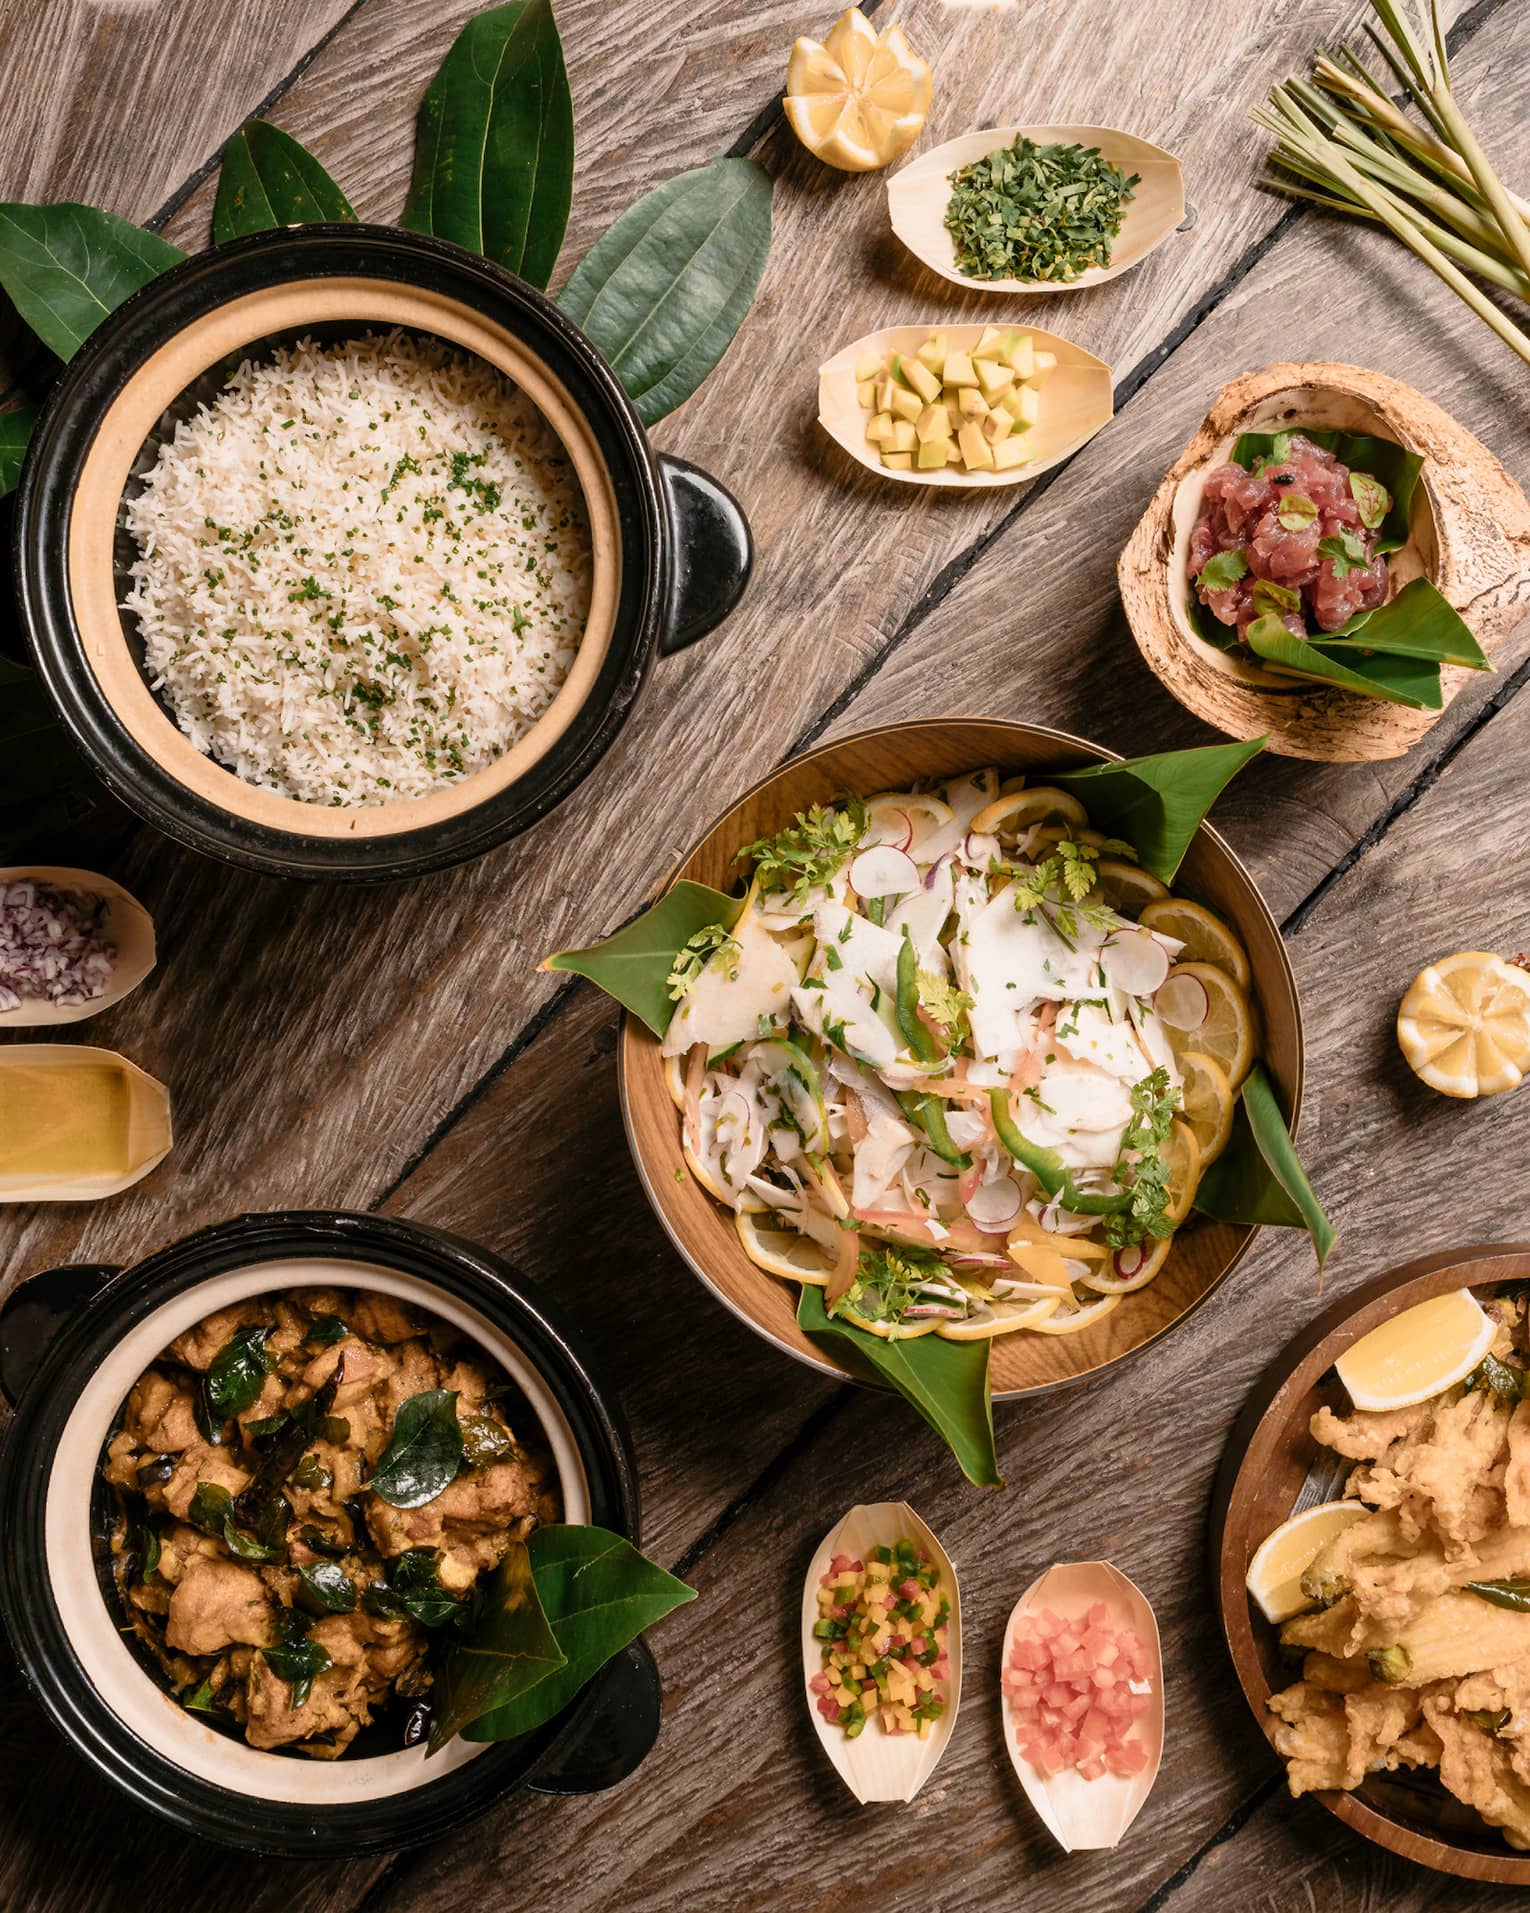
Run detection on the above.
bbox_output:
[735,1210,836,1284]
[1397,951,1530,1099]
[784,8,931,174]
[1158,961,1255,1089]
[969,785,1089,838]
[1176,1049,1235,1167]
[1076,1236,1171,1295]
[1334,1289,1495,1411]
[1139,898,1252,991]
[1163,1118,1202,1225]
[1245,1501,1369,1624]
[938,1294,1061,1339]
[1026,1291,1122,1335]
[1094,858,1170,914]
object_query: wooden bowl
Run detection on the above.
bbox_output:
[616,718,1303,1401]
[1210,1243,1530,1885]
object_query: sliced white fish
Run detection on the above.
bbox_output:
[696,1079,769,1194]
[1056,996,1151,1085]
[1129,994,1181,1081]
[963,880,1109,1062]
[886,856,955,969]
[852,1108,920,1210]
[914,768,1000,864]
[1019,1059,1133,1170]
[662,910,800,1058]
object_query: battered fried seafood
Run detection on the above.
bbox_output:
[1265,1287,1530,1846]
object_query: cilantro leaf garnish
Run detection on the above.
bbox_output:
[737,797,866,907]
[666,923,740,1003]
[1317,528,1370,580]
[1102,1068,1183,1251]
[1197,548,1248,593]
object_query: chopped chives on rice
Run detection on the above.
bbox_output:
[122,331,592,807]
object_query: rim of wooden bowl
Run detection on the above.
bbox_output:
[616,716,1303,1402]
[1210,1243,1530,1884]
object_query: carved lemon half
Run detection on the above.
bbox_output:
[784,8,932,175]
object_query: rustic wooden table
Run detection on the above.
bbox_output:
[3,0,1529,1906]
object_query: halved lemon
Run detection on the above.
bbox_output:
[735,1210,837,1284]
[970,785,1089,839]
[1094,858,1169,914]
[1397,951,1530,1099]
[1245,1501,1369,1624]
[1334,1288,1496,1411]
[784,8,931,174]
[1176,1049,1235,1167]
[1159,961,1255,1089]
[1140,898,1252,991]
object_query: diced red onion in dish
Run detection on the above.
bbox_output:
[0,880,116,1011]
[1100,929,1171,998]
[1155,973,1209,1030]
[849,845,919,899]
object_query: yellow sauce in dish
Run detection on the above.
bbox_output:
[0,1060,133,1180]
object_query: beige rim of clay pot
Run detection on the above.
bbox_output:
[68,278,622,837]
[1119,361,1530,762]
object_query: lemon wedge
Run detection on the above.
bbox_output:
[1397,951,1530,1099]
[1334,1288,1495,1411]
[1245,1501,1369,1624]
[784,8,932,174]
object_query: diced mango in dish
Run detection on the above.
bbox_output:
[956,385,987,418]
[946,439,963,462]
[916,439,948,469]
[882,451,913,469]
[1006,333,1035,378]
[942,351,977,387]
[855,352,883,383]
[888,418,918,452]
[916,333,947,375]
[875,375,895,411]
[1010,383,1041,430]
[852,330,1045,479]
[982,408,1015,445]
[889,386,922,424]
[856,378,877,409]
[915,402,953,443]
[957,419,993,470]
[903,357,942,404]
[866,411,894,444]
[1032,349,1057,380]
[992,435,1033,471]
[976,357,1013,399]
[974,326,1007,359]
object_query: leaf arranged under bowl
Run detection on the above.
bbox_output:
[1197,1063,1335,1266]
[0,406,36,495]
[541,878,743,1035]
[0,202,184,364]
[213,119,357,243]
[1052,736,1266,884]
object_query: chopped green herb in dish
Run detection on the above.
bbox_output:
[944,136,1139,283]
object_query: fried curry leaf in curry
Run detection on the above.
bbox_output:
[369,1388,465,1508]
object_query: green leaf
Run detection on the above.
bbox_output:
[557,157,773,426]
[0,203,183,360]
[369,1388,464,1508]
[428,1540,566,1751]
[213,120,357,243]
[401,0,572,290]
[1466,1351,1526,1406]
[1246,617,1442,708]
[296,1561,357,1615]
[263,1631,332,1708]
[1315,577,1488,669]
[1196,549,1248,593]
[0,404,36,496]
[1053,737,1265,884]
[797,1284,1002,1489]
[462,1524,696,1742]
[1466,1578,1530,1613]
[363,1547,465,1628]
[541,878,744,1036]
[203,1324,273,1421]
[1195,1063,1334,1268]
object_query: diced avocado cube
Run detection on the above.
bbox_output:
[957,420,994,470]
[866,411,894,445]
[888,418,918,452]
[875,376,895,411]
[982,407,1015,445]
[956,385,988,418]
[889,386,922,424]
[1011,383,1041,431]
[882,451,913,469]
[992,435,1033,471]
[916,438,949,469]
[903,357,942,404]
[856,378,877,410]
[915,402,953,444]
[942,351,978,387]
[976,358,1013,399]
[916,332,948,375]
[1031,349,1057,380]
[854,352,884,383]
[1005,333,1035,378]
[973,326,1006,360]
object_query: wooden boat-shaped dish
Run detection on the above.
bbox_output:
[1001,1561,1164,1850]
[1119,363,1530,762]
[819,322,1111,489]
[616,717,1302,1402]
[0,867,156,1027]
[800,1501,960,1803]
[0,1044,172,1202]
[1211,1243,1530,1885]
[887,125,1185,295]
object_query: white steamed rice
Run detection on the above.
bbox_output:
[122,331,592,807]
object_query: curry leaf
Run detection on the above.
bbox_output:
[462,1524,695,1742]
[0,203,184,361]
[797,1284,1002,1489]
[305,1313,349,1346]
[428,1541,566,1751]
[188,1482,235,1536]
[204,1324,273,1420]
[297,1561,357,1615]
[264,1633,332,1709]
[558,157,773,426]
[213,120,357,243]
[1053,737,1266,884]
[541,878,744,1036]
[1466,1578,1530,1612]
[1246,618,1442,709]
[0,404,36,497]
[369,1388,463,1508]
[401,0,572,289]
[364,1547,465,1628]
[1195,1063,1334,1268]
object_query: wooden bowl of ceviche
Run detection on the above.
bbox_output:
[617,718,1303,1401]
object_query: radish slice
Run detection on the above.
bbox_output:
[966,1175,1023,1232]
[1100,929,1170,998]
[1114,1244,1146,1279]
[963,829,1001,870]
[864,802,914,852]
[849,846,919,899]
[1156,973,1210,1030]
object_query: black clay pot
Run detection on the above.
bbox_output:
[13,224,752,881]
[0,1211,654,1858]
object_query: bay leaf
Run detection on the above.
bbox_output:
[0,203,183,361]
[213,120,356,243]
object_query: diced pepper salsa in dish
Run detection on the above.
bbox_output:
[810,1539,951,1739]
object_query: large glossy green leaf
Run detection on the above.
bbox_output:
[462,1525,695,1741]
[0,203,183,361]
[557,157,773,426]
[369,1388,464,1508]
[1053,737,1266,883]
[0,404,36,496]
[401,0,572,289]
[1195,1063,1334,1267]
[1246,617,1442,708]
[428,1543,566,1751]
[797,1285,1001,1489]
[1314,576,1487,668]
[213,120,356,243]
[541,879,743,1036]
